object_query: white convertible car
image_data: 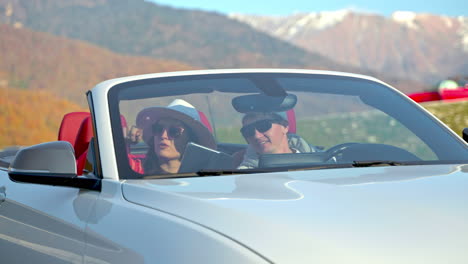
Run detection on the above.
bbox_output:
[1,69,467,263]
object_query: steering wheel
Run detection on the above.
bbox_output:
[323,143,360,162]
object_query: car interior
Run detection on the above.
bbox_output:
[59,88,424,177]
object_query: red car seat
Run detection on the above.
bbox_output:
[198,111,213,132]
[58,112,91,146]
[74,116,93,159]
[286,109,296,134]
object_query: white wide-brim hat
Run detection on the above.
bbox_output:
[136,99,216,149]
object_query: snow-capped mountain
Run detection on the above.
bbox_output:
[230,10,468,83]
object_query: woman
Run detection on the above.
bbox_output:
[136,99,216,175]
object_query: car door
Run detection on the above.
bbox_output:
[0,174,99,264]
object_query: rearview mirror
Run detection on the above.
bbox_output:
[463,128,468,143]
[232,93,297,113]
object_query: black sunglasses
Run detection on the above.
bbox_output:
[152,123,185,139]
[240,119,282,138]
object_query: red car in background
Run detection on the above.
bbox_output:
[408,83,468,103]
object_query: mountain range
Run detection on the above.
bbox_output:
[230,10,468,84]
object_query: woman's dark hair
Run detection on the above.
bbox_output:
[143,122,195,174]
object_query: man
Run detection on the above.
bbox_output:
[237,112,317,169]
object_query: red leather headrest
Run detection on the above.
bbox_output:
[121,115,128,128]
[286,109,296,134]
[58,112,90,146]
[198,111,213,133]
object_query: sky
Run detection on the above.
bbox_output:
[148,0,467,17]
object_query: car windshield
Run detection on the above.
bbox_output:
[107,72,468,179]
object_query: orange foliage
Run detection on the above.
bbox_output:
[0,86,86,149]
[0,23,195,149]
[0,24,194,106]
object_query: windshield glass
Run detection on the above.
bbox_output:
[108,72,468,179]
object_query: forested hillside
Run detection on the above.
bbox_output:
[0,0,352,71]
[0,0,437,94]
[0,86,86,148]
[0,24,194,105]
[0,23,195,149]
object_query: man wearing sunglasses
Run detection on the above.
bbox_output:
[238,112,317,169]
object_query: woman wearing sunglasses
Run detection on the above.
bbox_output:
[238,112,318,169]
[136,99,216,175]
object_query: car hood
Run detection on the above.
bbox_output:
[122,164,468,264]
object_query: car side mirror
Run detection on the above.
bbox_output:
[8,141,100,190]
[463,128,468,143]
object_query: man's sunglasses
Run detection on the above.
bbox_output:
[240,119,283,138]
[152,123,185,139]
